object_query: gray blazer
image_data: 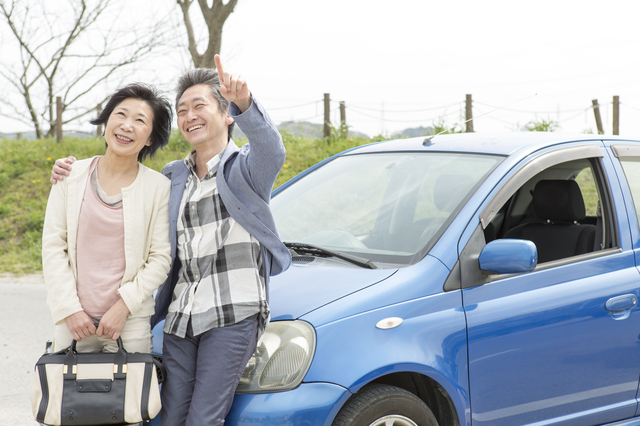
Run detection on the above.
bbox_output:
[151,97,291,327]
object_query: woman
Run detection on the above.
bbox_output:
[42,83,172,354]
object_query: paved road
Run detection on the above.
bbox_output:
[0,274,53,426]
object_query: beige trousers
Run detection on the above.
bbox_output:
[53,316,152,353]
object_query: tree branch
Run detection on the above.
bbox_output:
[177,0,203,67]
[0,0,171,139]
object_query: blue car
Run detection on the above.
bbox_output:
[152,133,640,426]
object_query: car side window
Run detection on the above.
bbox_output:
[454,148,619,291]
[618,159,640,219]
[485,158,615,265]
[575,167,599,217]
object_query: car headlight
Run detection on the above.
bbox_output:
[236,320,316,393]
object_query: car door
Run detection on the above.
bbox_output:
[460,144,640,425]
[609,143,640,269]
[608,142,640,418]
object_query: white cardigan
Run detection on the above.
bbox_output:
[42,156,171,324]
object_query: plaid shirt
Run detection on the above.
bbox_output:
[164,151,268,338]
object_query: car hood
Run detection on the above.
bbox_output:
[268,257,398,320]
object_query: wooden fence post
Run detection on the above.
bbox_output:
[340,101,346,129]
[324,93,331,138]
[613,96,619,135]
[592,99,604,135]
[96,103,103,136]
[465,94,473,133]
[56,96,63,143]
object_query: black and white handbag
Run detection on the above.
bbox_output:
[31,337,164,425]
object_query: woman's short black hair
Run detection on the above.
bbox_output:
[91,83,173,162]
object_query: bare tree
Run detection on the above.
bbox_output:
[177,0,238,69]
[0,0,170,139]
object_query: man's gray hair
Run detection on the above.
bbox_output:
[175,68,234,140]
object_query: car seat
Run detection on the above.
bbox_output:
[503,180,596,263]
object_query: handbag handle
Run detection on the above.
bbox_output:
[63,337,128,380]
[68,336,127,353]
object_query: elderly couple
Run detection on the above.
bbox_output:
[42,55,291,425]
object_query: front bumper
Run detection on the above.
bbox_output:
[225,382,352,426]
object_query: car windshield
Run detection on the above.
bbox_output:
[272,151,502,266]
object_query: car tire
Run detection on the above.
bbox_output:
[332,384,439,426]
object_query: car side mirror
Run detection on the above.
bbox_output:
[478,239,538,275]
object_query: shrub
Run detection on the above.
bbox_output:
[0,131,378,274]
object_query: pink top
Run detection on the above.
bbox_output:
[76,158,126,318]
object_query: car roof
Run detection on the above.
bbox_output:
[345,132,638,157]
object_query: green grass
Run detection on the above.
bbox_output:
[0,131,378,274]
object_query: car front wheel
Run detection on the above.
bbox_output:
[332,384,438,426]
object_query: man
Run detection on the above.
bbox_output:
[51,55,291,425]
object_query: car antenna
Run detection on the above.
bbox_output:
[423,93,538,145]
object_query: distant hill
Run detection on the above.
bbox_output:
[278,121,322,138]
[1,130,95,140]
[2,121,415,142]
[276,121,369,139]
[392,126,435,138]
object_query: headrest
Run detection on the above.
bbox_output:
[434,175,473,212]
[533,180,585,222]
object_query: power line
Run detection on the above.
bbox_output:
[474,101,585,114]
[477,112,519,127]
[347,107,456,124]
[557,110,589,124]
[345,101,462,114]
[274,113,323,122]
[623,103,640,112]
[268,97,619,119]
[266,94,636,134]
[268,100,320,111]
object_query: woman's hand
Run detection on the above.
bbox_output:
[50,156,76,184]
[97,299,130,340]
[64,311,97,341]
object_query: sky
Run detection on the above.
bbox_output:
[2,0,640,138]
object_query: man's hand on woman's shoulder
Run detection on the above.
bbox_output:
[50,156,76,184]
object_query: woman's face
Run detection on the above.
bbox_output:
[104,98,154,158]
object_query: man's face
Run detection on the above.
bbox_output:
[176,84,233,150]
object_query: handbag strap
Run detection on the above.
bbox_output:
[63,337,128,380]
[35,364,49,423]
[114,338,127,379]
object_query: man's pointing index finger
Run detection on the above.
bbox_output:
[214,54,225,77]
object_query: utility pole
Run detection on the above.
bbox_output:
[323,93,330,138]
[56,97,63,143]
[613,96,620,136]
[339,101,346,129]
[592,99,604,135]
[465,94,473,133]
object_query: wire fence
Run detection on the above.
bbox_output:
[13,95,628,140]
[263,95,628,137]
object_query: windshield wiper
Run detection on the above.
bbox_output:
[284,242,379,269]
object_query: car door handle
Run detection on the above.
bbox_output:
[605,294,637,312]
[605,294,637,320]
